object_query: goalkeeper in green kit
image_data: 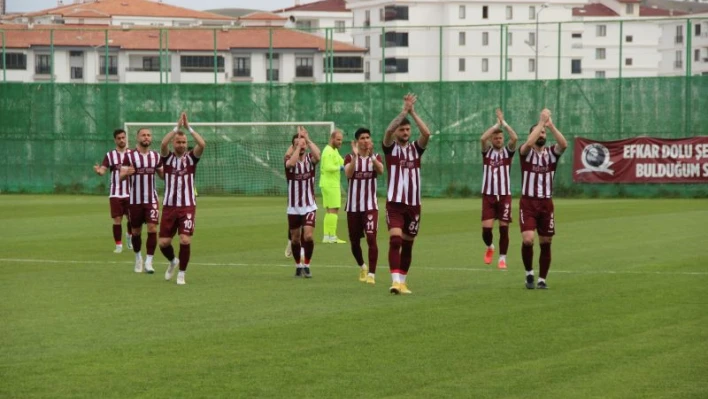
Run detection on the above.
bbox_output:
[320,129,347,244]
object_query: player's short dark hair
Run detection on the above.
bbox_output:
[113,129,126,138]
[492,128,503,134]
[137,127,151,136]
[354,127,371,139]
[399,118,411,127]
[529,125,538,134]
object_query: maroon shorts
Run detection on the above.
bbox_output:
[109,197,130,219]
[519,197,555,236]
[347,210,379,240]
[385,202,421,237]
[160,206,196,238]
[128,203,160,228]
[481,194,513,223]
[288,211,316,231]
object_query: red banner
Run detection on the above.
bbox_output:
[573,137,708,183]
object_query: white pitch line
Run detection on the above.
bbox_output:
[1,258,707,276]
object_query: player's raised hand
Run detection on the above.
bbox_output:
[93,164,101,174]
[496,108,504,124]
[403,93,417,112]
[297,126,310,141]
[182,113,190,129]
[351,140,359,156]
[366,141,374,157]
[540,108,551,124]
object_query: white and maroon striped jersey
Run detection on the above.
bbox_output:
[124,150,162,205]
[344,153,381,212]
[285,153,318,215]
[162,151,200,207]
[520,146,563,198]
[382,141,425,206]
[101,149,131,198]
[481,146,515,196]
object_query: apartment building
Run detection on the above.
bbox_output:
[0,0,366,83]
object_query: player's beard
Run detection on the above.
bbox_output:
[139,140,151,148]
[535,137,546,147]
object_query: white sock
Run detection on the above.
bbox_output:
[297,263,305,269]
[361,263,367,270]
[135,251,142,261]
[400,274,407,284]
[178,271,185,278]
[116,244,123,248]
[538,277,546,283]
[526,270,534,277]
[499,255,507,261]
[300,248,305,258]
[391,272,401,283]
[146,255,153,264]
[367,272,375,278]
[488,244,495,250]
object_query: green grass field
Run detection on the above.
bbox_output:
[1,196,707,399]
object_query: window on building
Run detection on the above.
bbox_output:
[596,71,606,78]
[296,20,312,31]
[626,35,633,43]
[625,58,633,66]
[529,6,536,20]
[328,56,363,73]
[335,20,346,33]
[695,23,702,36]
[596,25,607,37]
[234,56,251,77]
[35,54,51,74]
[383,6,409,21]
[528,58,535,72]
[71,67,83,79]
[0,53,27,70]
[364,10,371,27]
[382,32,409,47]
[384,57,408,73]
[266,53,279,82]
[528,32,536,47]
[695,49,701,62]
[459,32,466,46]
[295,56,314,77]
[626,4,634,14]
[507,32,513,46]
[506,6,513,20]
[365,36,371,50]
[675,25,684,44]
[482,58,489,72]
[482,5,489,19]
[459,58,466,72]
[99,55,118,75]
[180,55,224,72]
[596,48,606,60]
[482,31,489,46]
[507,58,513,72]
[459,5,466,19]
[571,59,582,74]
[675,50,683,69]
[142,56,160,71]
[69,51,83,57]
[572,32,582,39]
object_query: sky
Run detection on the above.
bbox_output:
[6,0,298,13]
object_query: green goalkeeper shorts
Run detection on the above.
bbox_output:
[321,186,341,209]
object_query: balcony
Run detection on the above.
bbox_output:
[99,67,119,75]
[674,60,683,69]
[571,43,583,49]
[675,36,684,44]
[126,67,171,72]
[70,67,83,80]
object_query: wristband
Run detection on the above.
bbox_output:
[188,127,195,133]
[502,121,509,128]
[173,126,179,132]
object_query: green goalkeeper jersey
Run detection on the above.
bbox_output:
[319,145,344,188]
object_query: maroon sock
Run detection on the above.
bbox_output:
[292,241,302,264]
[499,226,509,255]
[131,234,142,253]
[178,244,191,272]
[400,240,414,273]
[303,240,314,264]
[388,236,402,272]
[522,244,534,272]
[350,239,365,267]
[539,243,552,279]
[366,234,378,274]
[112,224,122,244]
[160,244,175,261]
[146,232,157,256]
[482,227,493,247]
